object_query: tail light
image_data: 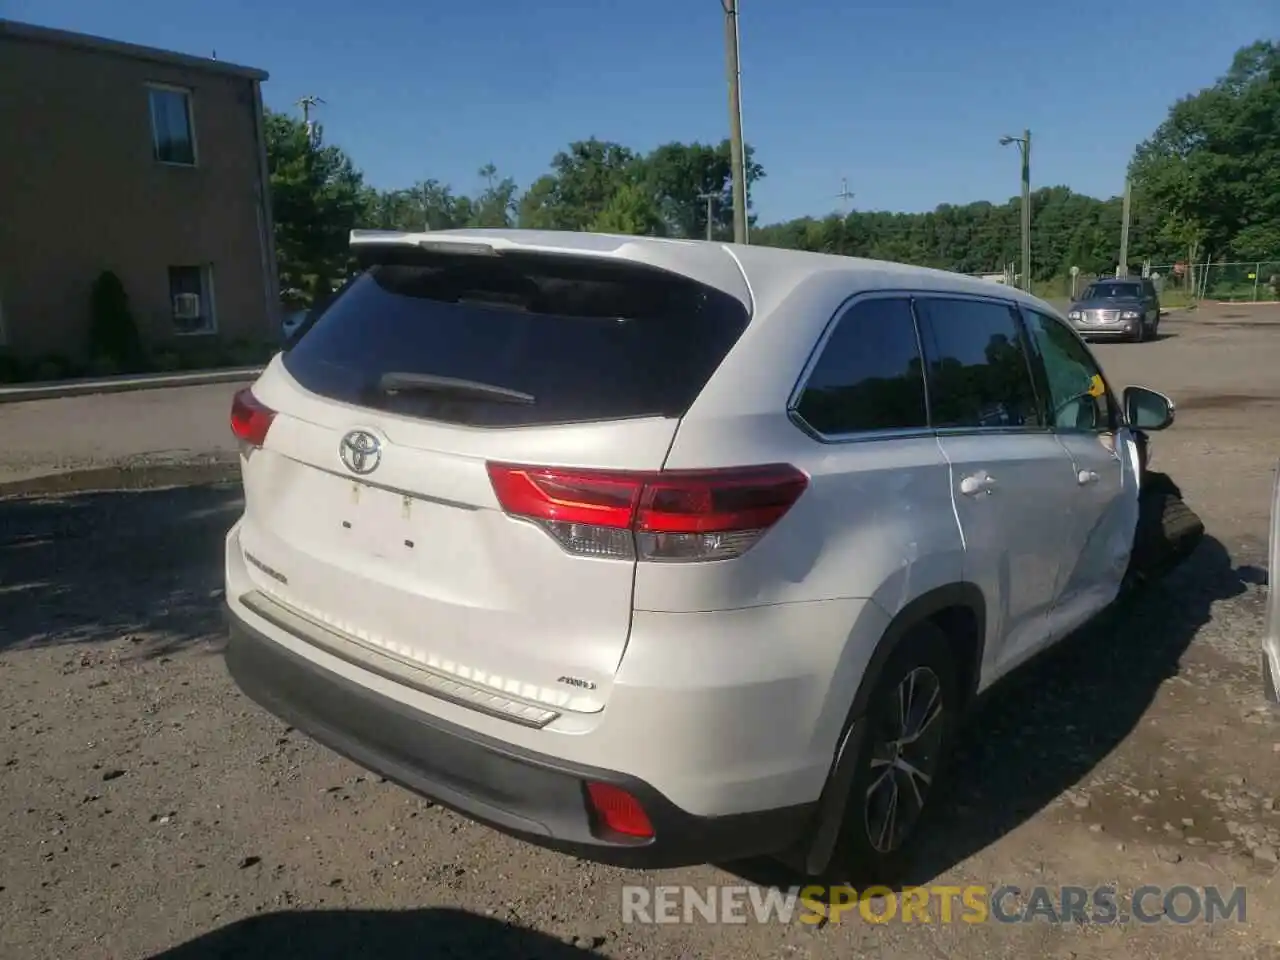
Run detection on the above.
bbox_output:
[230,387,276,450]
[486,462,808,562]
[585,782,654,839]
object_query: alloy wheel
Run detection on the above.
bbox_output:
[863,666,946,853]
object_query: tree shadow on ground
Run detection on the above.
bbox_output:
[0,482,242,656]
[726,532,1250,893]
[145,907,604,960]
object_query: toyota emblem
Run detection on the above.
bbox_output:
[339,430,382,475]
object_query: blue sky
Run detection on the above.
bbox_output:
[9,0,1277,222]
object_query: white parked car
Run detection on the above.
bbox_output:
[1265,464,1279,702]
[223,229,1177,877]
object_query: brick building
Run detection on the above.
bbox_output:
[0,19,277,364]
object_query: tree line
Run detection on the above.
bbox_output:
[265,39,1278,303]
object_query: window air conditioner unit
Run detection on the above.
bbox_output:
[173,293,202,320]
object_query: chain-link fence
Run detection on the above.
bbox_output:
[1149,260,1280,303]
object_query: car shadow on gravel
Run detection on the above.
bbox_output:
[727,532,1249,894]
[145,906,603,959]
[0,482,243,655]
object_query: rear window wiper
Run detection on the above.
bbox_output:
[376,371,536,405]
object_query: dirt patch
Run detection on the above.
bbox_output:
[0,461,238,500]
[1175,393,1278,412]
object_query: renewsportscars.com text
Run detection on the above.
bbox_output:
[621,884,1248,926]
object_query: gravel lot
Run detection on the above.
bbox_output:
[2,306,1279,959]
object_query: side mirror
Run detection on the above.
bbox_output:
[1124,385,1175,430]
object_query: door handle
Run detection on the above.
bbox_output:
[1078,469,1099,485]
[959,472,997,496]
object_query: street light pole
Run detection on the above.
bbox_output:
[696,192,719,241]
[1118,176,1132,277]
[723,0,747,244]
[1000,129,1032,293]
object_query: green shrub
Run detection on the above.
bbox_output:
[0,353,27,384]
[87,354,121,378]
[88,271,144,372]
[152,350,181,372]
[32,354,78,382]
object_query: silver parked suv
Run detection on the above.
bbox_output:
[1067,277,1162,342]
[223,229,1177,878]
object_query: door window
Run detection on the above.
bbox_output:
[1022,309,1118,432]
[913,297,1041,429]
[793,296,929,436]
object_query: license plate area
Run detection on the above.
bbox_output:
[339,479,424,560]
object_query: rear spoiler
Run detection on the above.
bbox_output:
[345,229,755,310]
[349,230,499,267]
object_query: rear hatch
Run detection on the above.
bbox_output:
[234,239,750,718]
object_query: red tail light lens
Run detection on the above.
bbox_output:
[230,388,276,449]
[486,462,808,562]
[585,782,654,839]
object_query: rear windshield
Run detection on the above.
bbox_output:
[1083,282,1143,299]
[282,251,750,427]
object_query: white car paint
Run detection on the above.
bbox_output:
[1265,460,1280,701]
[223,228,1146,840]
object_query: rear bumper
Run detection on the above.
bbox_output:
[224,603,816,868]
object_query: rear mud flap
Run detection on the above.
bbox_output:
[1264,461,1280,704]
[1122,470,1206,592]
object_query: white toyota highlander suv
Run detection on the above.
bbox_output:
[223,228,1176,878]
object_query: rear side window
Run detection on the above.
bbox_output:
[914,297,1041,429]
[282,252,749,427]
[794,297,928,436]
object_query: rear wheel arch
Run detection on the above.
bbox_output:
[791,582,987,876]
[848,582,986,720]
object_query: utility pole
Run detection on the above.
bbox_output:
[1000,129,1032,292]
[835,178,854,255]
[297,95,326,147]
[1118,177,1132,277]
[696,191,719,241]
[722,0,747,244]
[836,177,854,211]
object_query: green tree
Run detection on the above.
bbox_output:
[640,140,765,238]
[517,139,642,230]
[469,164,519,228]
[590,182,666,235]
[1129,40,1280,261]
[265,109,365,300]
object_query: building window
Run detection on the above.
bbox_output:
[148,85,196,166]
[169,266,216,335]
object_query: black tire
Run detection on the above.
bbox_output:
[830,621,959,884]
[1122,470,1205,592]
